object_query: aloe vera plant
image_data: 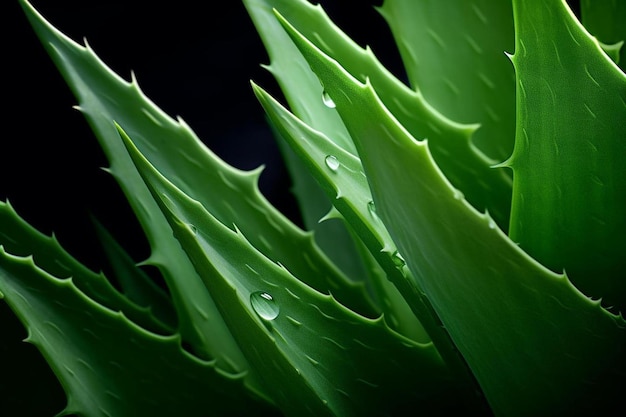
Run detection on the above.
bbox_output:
[2,0,625,415]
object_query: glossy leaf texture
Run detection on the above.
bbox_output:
[507,0,626,313]
[0,205,274,417]
[273,3,626,415]
[379,0,516,164]
[19,0,377,385]
[18,0,252,377]
[118,124,464,417]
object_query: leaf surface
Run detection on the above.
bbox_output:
[0,244,275,417]
[0,201,170,335]
[119,125,462,417]
[20,0,374,382]
[379,0,516,163]
[250,0,512,230]
[254,84,430,344]
[581,0,626,68]
[19,0,248,373]
[278,10,626,415]
[244,0,372,288]
[508,0,626,313]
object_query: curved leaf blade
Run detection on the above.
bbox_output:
[0,246,275,417]
[379,0,516,163]
[581,0,626,69]
[253,83,430,344]
[508,0,626,312]
[18,0,246,372]
[279,11,626,415]
[244,0,373,287]
[258,0,512,230]
[0,200,171,335]
[119,124,463,417]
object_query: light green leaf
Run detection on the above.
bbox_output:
[270,124,375,314]
[255,84,430,344]
[252,81,489,411]
[118,124,464,417]
[508,0,626,312]
[379,0,516,163]
[19,0,247,372]
[244,0,371,287]
[21,0,374,382]
[0,245,276,417]
[0,201,170,335]
[277,8,626,415]
[254,0,512,230]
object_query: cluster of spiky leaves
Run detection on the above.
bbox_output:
[1,0,625,416]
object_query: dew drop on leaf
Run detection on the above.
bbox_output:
[322,90,336,108]
[367,200,381,222]
[250,291,279,321]
[325,155,340,171]
[367,200,376,215]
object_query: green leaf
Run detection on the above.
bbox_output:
[21,0,374,384]
[19,0,247,371]
[277,8,626,415]
[251,0,512,231]
[581,0,626,69]
[255,85,430,345]
[242,0,355,153]
[118,124,463,417]
[0,244,275,417]
[244,0,372,289]
[379,0,516,164]
[0,201,170,335]
[270,123,376,315]
[508,0,626,312]
[251,81,492,412]
[90,216,176,330]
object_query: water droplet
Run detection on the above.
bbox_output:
[453,189,464,200]
[391,251,406,268]
[325,155,340,172]
[367,200,376,215]
[367,200,381,222]
[322,90,336,108]
[250,291,279,321]
[188,223,198,234]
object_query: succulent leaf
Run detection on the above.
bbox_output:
[276,7,626,415]
[118,124,462,417]
[18,0,248,373]
[253,83,430,344]
[581,0,626,68]
[0,244,275,417]
[508,0,626,313]
[0,201,171,335]
[243,0,373,289]
[19,0,378,381]
[248,0,513,231]
[7,0,626,415]
[379,0,516,163]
